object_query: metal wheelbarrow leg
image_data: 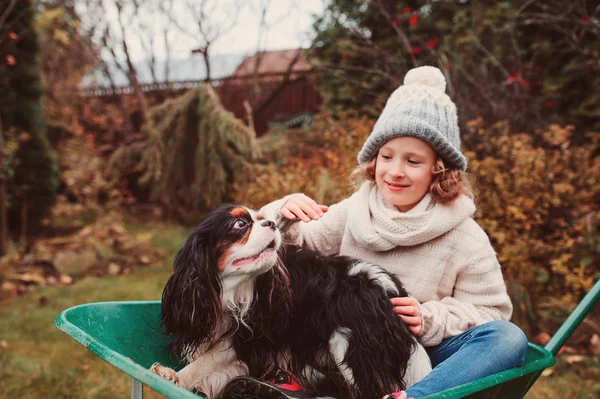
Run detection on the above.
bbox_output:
[131,377,144,399]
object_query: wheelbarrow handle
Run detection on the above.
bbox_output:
[545,278,600,356]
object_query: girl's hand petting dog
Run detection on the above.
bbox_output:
[260,194,329,222]
[391,297,422,335]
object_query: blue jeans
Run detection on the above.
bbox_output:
[405,320,528,398]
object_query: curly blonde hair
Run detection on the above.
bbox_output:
[350,157,475,205]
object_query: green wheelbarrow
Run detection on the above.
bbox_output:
[55,279,600,399]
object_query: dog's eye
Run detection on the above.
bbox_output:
[233,219,247,229]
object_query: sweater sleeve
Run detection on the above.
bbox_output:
[258,195,349,256]
[417,244,513,346]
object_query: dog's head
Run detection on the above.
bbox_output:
[161,204,287,359]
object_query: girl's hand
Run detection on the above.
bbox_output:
[391,297,422,335]
[279,194,329,222]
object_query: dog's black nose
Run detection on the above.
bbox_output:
[261,220,276,231]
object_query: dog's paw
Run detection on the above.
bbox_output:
[150,362,181,385]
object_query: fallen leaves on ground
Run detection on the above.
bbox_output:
[0,211,164,301]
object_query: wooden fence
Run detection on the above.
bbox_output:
[80,72,322,135]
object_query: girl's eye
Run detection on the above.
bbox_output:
[408,159,420,165]
[381,154,392,160]
[233,219,247,229]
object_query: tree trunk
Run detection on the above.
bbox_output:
[20,197,27,245]
[0,116,7,256]
[115,1,148,125]
[243,100,257,161]
[123,37,149,124]
[203,47,211,82]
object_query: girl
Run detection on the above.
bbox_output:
[224,66,528,399]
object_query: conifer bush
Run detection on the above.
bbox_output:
[0,0,58,236]
[107,85,259,223]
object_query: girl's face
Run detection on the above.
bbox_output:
[375,137,436,212]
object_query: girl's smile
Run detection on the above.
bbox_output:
[384,181,410,191]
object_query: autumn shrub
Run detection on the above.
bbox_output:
[234,114,599,337]
[31,4,135,225]
[232,111,373,208]
[463,119,599,334]
[52,134,128,219]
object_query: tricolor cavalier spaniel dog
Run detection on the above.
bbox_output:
[151,204,431,398]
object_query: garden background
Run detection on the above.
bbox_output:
[0,0,598,398]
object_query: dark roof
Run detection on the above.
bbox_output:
[230,48,312,77]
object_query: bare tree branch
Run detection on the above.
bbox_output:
[466,30,511,78]
[0,0,17,29]
[137,16,158,84]
[162,0,175,82]
[171,0,244,81]
[373,0,418,68]
[0,0,21,52]
[114,0,148,120]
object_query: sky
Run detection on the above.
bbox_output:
[94,0,327,63]
[209,0,326,57]
[78,0,327,85]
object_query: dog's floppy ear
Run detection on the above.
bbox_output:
[161,229,222,360]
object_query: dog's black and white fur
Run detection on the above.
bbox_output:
[150,204,431,399]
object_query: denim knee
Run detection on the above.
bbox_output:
[480,320,529,366]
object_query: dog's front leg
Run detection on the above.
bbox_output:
[151,340,248,398]
[150,362,181,385]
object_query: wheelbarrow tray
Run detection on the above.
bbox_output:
[55,300,555,399]
[55,301,200,399]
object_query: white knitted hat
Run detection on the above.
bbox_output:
[357,66,467,171]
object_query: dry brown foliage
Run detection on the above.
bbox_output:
[0,211,164,300]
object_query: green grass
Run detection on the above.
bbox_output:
[528,356,600,399]
[0,220,598,399]
[0,222,185,399]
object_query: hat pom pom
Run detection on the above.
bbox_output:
[404,66,446,93]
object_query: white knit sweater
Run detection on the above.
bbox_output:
[259,182,513,347]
